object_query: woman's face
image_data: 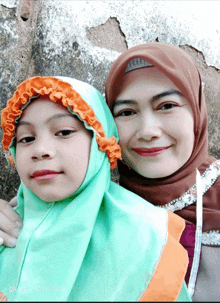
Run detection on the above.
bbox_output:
[113,67,194,178]
[16,97,92,201]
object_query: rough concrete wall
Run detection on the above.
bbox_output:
[0,0,219,200]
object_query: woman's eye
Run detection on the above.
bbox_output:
[115,109,136,117]
[158,103,178,110]
[56,130,75,137]
[18,136,35,143]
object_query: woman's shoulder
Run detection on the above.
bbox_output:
[193,245,220,301]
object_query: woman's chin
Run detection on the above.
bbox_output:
[131,164,178,179]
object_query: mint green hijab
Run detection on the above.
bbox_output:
[0,77,191,301]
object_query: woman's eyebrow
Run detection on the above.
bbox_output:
[17,113,74,128]
[113,100,137,110]
[151,89,183,102]
[113,89,183,111]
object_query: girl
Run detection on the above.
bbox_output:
[105,42,220,301]
[0,76,191,301]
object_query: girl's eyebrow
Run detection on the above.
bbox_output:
[17,113,74,128]
[113,89,183,110]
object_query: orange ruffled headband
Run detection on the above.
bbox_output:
[1,76,122,169]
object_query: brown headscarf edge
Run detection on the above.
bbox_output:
[105,43,219,231]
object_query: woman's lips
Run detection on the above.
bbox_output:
[32,170,62,181]
[132,146,170,157]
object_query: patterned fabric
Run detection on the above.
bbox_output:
[161,160,220,246]
[160,161,220,212]
[202,230,220,245]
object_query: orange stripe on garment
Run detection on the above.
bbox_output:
[139,212,188,302]
[0,292,8,302]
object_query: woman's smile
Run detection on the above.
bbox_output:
[131,146,171,157]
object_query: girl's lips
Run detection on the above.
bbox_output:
[32,170,62,181]
[132,146,170,157]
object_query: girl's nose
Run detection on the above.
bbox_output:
[136,113,162,141]
[31,138,56,160]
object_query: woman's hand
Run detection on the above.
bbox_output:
[0,196,22,248]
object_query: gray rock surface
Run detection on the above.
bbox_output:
[0,0,219,200]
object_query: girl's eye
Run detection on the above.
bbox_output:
[18,136,35,143]
[158,103,178,110]
[114,109,136,117]
[56,130,75,137]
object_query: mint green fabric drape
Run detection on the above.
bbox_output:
[0,77,191,301]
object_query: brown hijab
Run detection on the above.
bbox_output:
[105,42,220,232]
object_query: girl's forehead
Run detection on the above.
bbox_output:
[20,97,70,119]
[18,97,82,127]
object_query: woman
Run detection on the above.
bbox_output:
[105,42,220,301]
[0,76,190,301]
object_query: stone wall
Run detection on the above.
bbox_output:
[0,0,219,200]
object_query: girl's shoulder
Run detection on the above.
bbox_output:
[108,181,189,301]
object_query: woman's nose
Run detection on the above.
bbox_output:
[31,137,56,160]
[136,113,161,141]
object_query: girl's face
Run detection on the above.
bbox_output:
[113,67,194,179]
[16,97,92,202]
